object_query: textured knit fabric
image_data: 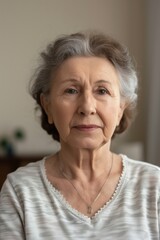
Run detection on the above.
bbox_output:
[0,155,160,240]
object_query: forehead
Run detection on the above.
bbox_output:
[52,56,119,84]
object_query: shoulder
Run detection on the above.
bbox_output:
[2,158,45,192]
[122,155,160,186]
[123,154,160,172]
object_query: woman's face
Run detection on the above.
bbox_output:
[41,56,125,150]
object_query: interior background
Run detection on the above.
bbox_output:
[0,0,148,160]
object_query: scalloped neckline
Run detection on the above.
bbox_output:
[40,154,127,221]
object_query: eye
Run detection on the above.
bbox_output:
[97,87,109,95]
[65,88,78,94]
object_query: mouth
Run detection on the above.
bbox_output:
[73,124,101,131]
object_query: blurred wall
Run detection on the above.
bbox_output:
[0,0,146,156]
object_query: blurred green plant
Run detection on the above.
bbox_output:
[0,128,25,156]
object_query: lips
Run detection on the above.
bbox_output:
[73,124,101,131]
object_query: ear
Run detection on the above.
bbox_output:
[40,93,53,124]
[117,101,126,126]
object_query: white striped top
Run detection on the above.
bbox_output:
[0,155,160,240]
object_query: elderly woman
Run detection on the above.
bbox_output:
[0,31,160,239]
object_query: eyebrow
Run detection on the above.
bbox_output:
[60,79,112,85]
[95,80,112,85]
[60,79,79,83]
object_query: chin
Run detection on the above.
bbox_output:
[70,139,106,150]
[61,135,109,150]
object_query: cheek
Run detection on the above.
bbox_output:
[100,103,122,128]
[50,102,73,133]
[50,99,67,120]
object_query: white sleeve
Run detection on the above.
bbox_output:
[0,177,25,240]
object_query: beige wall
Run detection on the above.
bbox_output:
[0,0,146,155]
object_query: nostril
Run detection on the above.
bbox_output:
[79,110,96,116]
[80,111,85,115]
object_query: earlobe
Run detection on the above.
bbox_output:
[40,93,53,124]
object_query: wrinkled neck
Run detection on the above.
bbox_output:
[57,142,112,181]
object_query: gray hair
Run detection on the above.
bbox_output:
[30,31,138,141]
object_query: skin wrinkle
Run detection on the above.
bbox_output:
[41,56,125,182]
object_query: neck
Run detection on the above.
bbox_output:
[57,142,112,181]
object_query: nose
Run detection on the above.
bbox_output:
[78,91,96,116]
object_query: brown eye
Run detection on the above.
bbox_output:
[65,88,78,94]
[98,88,108,95]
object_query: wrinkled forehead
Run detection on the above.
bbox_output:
[51,56,120,85]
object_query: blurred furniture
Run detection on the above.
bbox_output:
[0,155,44,189]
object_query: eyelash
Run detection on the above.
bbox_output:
[97,87,109,95]
[64,87,110,96]
[65,88,78,94]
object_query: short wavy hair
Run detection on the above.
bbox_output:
[29,31,138,142]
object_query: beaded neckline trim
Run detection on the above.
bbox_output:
[41,154,126,220]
